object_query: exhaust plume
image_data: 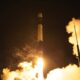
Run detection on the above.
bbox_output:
[46,64,80,80]
[1,57,44,80]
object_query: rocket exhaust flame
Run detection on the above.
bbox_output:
[35,58,44,80]
[2,61,80,80]
[1,57,44,80]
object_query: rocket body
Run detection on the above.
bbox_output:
[36,12,44,57]
[37,13,43,42]
[37,24,43,42]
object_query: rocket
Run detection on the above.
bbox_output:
[36,12,44,56]
[37,13,44,80]
[37,12,43,42]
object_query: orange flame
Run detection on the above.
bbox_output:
[2,57,44,80]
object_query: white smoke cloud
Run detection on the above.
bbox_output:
[66,18,80,56]
[2,63,80,80]
[46,64,80,80]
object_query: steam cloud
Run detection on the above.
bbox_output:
[66,18,80,56]
[46,64,80,80]
[16,45,42,63]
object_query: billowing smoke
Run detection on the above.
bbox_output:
[46,64,80,80]
[1,45,44,80]
[66,18,80,56]
[15,45,42,64]
[2,63,80,80]
[1,58,44,80]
